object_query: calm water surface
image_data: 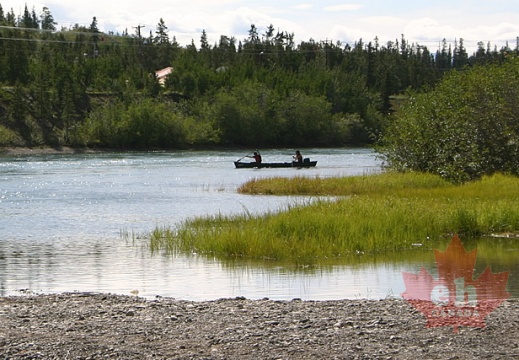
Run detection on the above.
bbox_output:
[1,148,517,300]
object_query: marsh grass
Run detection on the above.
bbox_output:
[151,172,519,264]
[237,171,451,196]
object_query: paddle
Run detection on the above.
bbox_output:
[236,152,252,162]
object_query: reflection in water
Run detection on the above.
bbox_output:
[0,149,518,300]
[2,234,516,301]
[0,237,423,300]
[400,235,515,332]
[402,236,519,302]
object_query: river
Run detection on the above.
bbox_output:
[1,148,517,300]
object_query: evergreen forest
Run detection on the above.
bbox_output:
[0,3,518,151]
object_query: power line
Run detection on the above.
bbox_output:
[0,25,517,54]
[0,24,137,39]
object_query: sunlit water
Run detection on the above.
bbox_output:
[1,148,517,301]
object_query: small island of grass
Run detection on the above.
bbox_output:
[150,172,519,264]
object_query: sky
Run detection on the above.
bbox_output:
[2,0,519,53]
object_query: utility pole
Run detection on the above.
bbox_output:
[134,24,145,40]
[134,24,146,75]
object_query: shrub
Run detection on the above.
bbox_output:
[379,56,519,183]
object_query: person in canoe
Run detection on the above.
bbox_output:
[293,150,303,164]
[247,151,262,163]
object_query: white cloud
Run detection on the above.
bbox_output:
[469,22,519,42]
[293,4,314,10]
[324,4,363,12]
[400,17,519,52]
[403,18,451,42]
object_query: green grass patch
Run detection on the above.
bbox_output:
[151,172,519,264]
[237,171,451,196]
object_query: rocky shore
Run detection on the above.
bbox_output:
[1,293,518,359]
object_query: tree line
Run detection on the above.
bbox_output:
[0,3,518,150]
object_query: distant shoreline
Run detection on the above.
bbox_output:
[0,146,102,156]
[1,145,355,157]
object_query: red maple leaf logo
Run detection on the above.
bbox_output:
[401,234,510,333]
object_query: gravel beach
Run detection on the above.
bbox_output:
[1,293,518,359]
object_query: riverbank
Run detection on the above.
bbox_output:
[1,293,518,359]
[0,146,101,156]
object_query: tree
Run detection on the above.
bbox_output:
[20,5,38,28]
[264,24,275,45]
[436,38,452,72]
[30,49,55,135]
[40,7,56,31]
[30,7,38,28]
[246,24,259,45]
[453,38,468,68]
[154,18,169,45]
[200,29,210,50]
[2,27,30,84]
[5,8,15,26]
[89,16,100,47]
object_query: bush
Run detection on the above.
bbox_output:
[83,99,216,149]
[0,124,20,146]
[379,56,519,183]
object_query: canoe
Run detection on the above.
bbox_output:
[234,160,317,169]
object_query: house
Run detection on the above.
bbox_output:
[155,66,173,86]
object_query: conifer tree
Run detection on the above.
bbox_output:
[40,7,56,31]
[200,29,210,50]
[155,18,169,45]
